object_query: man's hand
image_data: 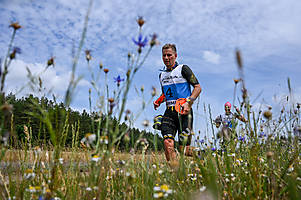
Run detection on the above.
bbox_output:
[153,101,160,110]
[181,102,191,115]
[153,93,165,110]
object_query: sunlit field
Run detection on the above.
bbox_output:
[0,5,300,200]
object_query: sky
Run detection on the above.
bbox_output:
[1,0,301,143]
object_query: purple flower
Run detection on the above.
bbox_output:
[9,47,21,60]
[211,147,216,151]
[259,132,266,138]
[114,75,124,86]
[132,33,148,48]
[13,47,21,54]
[239,136,245,141]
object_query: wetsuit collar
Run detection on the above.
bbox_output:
[166,62,178,71]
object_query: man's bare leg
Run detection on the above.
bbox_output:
[179,145,194,157]
[164,139,176,161]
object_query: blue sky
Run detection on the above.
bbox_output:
[1,0,301,142]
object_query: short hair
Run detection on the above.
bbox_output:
[162,43,177,53]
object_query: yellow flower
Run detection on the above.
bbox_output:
[160,184,169,192]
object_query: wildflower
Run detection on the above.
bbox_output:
[233,78,240,84]
[151,86,157,97]
[190,176,197,181]
[199,186,206,192]
[125,109,131,121]
[113,75,124,86]
[242,87,247,100]
[0,131,10,146]
[100,135,109,144]
[126,69,131,78]
[211,147,216,151]
[59,158,64,164]
[238,136,245,142]
[9,47,21,60]
[132,33,148,53]
[81,133,96,148]
[158,170,163,174]
[136,16,145,27]
[103,68,109,73]
[153,192,164,198]
[259,131,265,138]
[9,22,22,30]
[47,57,55,67]
[142,120,149,127]
[27,186,36,193]
[24,169,35,179]
[138,138,149,146]
[85,50,92,62]
[150,33,159,47]
[236,159,243,166]
[263,110,272,120]
[108,98,115,114]
[117,159,126,166]
[91,155,100,162]
[288,165,294,172]
[258,157,264,163]
[86,187,92,191]
[160,184,173,194]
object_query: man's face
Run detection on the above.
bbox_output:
[162,48,177,69]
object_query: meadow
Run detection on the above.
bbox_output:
[0,8,300,200]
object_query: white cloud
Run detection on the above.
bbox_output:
[4,59,89,100]
[202,51,221,64]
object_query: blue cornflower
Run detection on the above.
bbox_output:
[10,47,21,60]
[132,33,148,48]
[239,136,245,141]
[259,132,266,138]
[114,75,124,86]
[211,147,216,151]
[13,47,21,54]
[195,139,204,144]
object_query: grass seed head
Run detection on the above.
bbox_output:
[136,16,145,27]
[47,57,55,67]
[9,22,22,30]
[103,68,109,73]
[85,50,92,62]
[235,49,243,69]
[263,110,272,120]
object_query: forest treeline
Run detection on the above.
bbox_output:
[0,93,164,151]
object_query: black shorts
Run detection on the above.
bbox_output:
[161,107,193,146]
